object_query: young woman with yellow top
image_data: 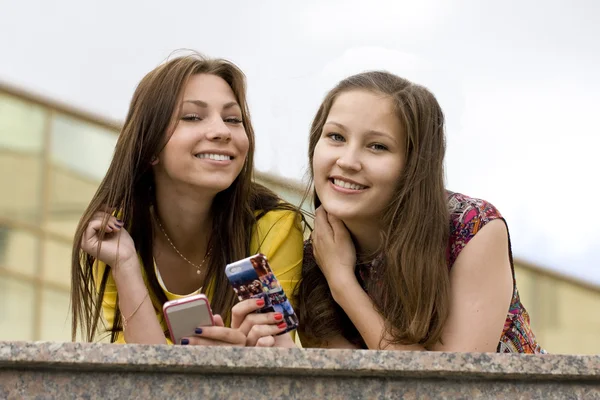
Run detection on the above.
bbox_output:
[70,52,304,347]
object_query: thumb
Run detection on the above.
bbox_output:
[213,314,225,327]
[256,336,275,347]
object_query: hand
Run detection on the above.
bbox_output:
[181,315,246,346]
[312,206,357,290]
[231,299,290,347]
[80,211,137,269]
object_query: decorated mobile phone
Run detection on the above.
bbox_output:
[225,253,299,334]
[163,294,214,345]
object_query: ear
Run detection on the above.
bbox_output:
[150,156,159,166]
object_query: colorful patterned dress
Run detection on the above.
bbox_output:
[445,191,545,353]
[304,191,546,353]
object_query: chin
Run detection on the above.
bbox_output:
[319,200,360,221]
[191,179,236,194]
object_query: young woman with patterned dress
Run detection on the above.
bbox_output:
[295,71,545,353]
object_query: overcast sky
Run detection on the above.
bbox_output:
[1,0,598,285]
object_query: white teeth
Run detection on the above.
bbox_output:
[333,179,366,190]
[196,153,232,161]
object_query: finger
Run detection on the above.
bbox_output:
[91,211,122,225]
[107,219,122,232]
[256,336,275,347]
[181,336,242,347]
[88,213,120,235]
[246,323,287,347]
[102,214,124,231]
[237,312,284,336]
[313,207,333,237]
[98,205,117,214]
[83,218,104,244]
[326,213,350,241]
[92,211,109,219]
[314,206,327,224]
[231,298,267,329]
[213,314,225,327]
[193,326,246,346]
[92,211,112,225]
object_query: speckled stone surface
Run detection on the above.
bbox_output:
[0,341,598,399]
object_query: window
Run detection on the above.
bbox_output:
[0,276,35,341]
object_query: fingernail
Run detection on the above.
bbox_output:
[116,219,124,224]
[194,328,203,334]
[256,299,265,307]
[277,322,287,329]
[274,313,283,321]
[181,338,189,345]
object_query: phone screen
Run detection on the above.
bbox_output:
[225,253,299,334]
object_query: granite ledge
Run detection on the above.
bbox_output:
[1,341,598,382]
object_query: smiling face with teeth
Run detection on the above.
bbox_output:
[153,73,249,195]
[312,89,406,224]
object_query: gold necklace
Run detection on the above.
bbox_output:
[155,215,211,275]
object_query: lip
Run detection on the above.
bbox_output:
[328,176,369,194]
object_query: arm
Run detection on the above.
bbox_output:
[329,277,426,351]
[94,259,167,345]
[111,261,167,345]
[86,213,166,344]
[309,207,417,350]
[430,219,513,352]
[315,209,512,352]
[105,258,246,347]
[88,214,247,346]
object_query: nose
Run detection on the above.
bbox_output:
[335,147,362,172]
[205,116,232,142]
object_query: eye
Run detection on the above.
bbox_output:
[182,114,202,121]
[327,133,345,142]
[224,117,243,124]
[369,143,388,151]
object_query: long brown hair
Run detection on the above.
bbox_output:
[296,71,450,348]
[71,52,296,342]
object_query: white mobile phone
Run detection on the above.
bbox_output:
[163,294,214,345]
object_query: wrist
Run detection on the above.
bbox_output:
[329,273,361,304]
[112,257,143,282]
[117,250,138,267]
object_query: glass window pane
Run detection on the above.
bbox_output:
[50,114,118,181]
[0,226,38,276]
[46,114,116,236]
[43,239,72,287]
[0,151,44,223]
[40,287,71,342]
[0,275,35,341]
[0,93,46,153]
[0,93,46,223]
[45,165,98,237]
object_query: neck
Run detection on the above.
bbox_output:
[342,218,383,262]
[153,182,215,256]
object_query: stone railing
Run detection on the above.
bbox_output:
[0,341,598,399]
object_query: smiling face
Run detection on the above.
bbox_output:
[153,73,250,195]
[312,89,406,224]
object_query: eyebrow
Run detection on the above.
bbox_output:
[325,121,397,143]
[183,100,240,110]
